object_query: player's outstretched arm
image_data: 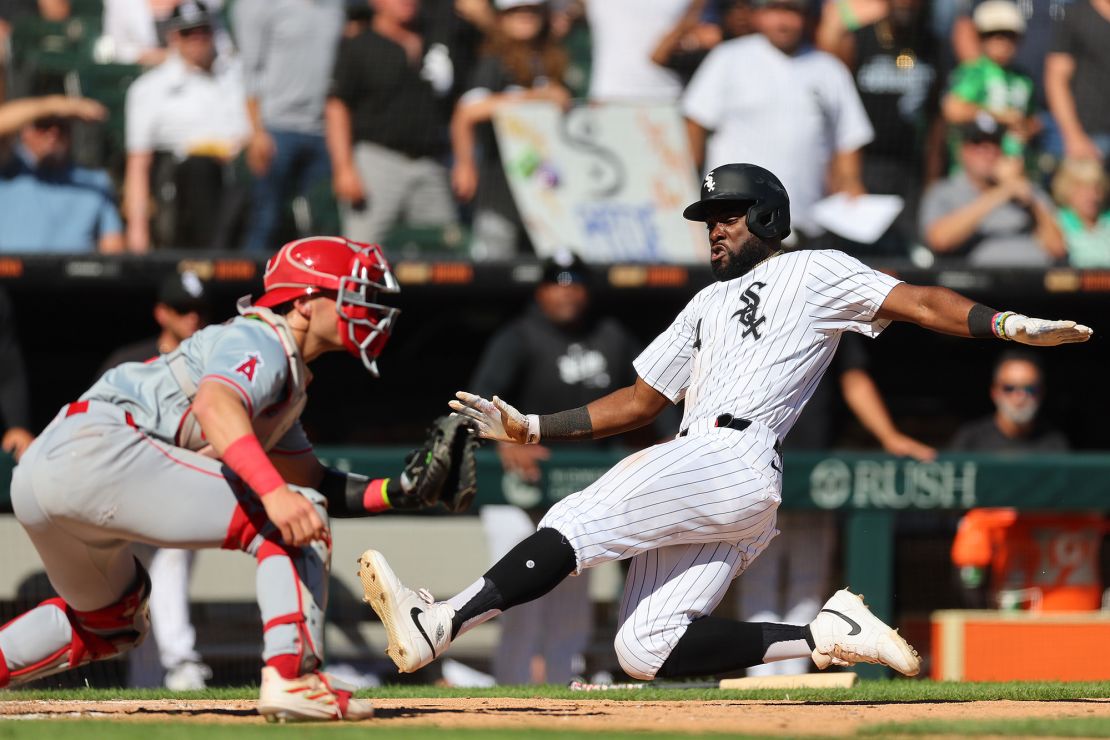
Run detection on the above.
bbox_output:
[450,377,671,445]
[876,283,1093,346]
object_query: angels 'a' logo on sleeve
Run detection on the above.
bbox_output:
[234,352,264,383]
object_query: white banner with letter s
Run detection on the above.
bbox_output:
[492,102,704,263]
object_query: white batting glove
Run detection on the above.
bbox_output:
[1002,314,1094,346]
[449,391,540,444]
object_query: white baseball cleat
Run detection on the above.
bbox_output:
[257,666,374,722]
[808,589,921,676]
[358,549,455,673]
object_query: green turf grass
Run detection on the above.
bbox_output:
[862,717,1110,737]
[2,679,1110,703]
[0,722,775,740]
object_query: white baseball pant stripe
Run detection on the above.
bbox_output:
[4,401,328,680]
[539,422,781,679]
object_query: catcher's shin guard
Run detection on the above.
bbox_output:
[0,560,151,687]
[258,487,331,678]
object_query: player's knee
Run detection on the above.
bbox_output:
[71,560,152,655]
[290,485,331,527]
[613,624,662,682]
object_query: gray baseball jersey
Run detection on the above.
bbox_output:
[83,304,312,455]
[3,301,327,686]
[540,249,902,679]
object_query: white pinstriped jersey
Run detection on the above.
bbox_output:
[633,250,902,440]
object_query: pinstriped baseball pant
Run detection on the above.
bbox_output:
[539,421,781,680]
[2,401,328,683]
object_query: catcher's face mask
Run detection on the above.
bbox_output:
[255,237,401,376]
[336,248,401,377]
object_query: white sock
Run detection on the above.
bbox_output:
[446,577,502,638]
[762,638,812,663]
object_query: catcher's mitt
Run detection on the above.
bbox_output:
[400,415,480,513]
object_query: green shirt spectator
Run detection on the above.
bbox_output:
[1059,209,1110,266]
[942,1,1037,166]
[947,56,1034,161]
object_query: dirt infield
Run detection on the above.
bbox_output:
[3,697,1110,734]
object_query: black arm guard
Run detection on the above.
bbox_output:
[319,469,376,518]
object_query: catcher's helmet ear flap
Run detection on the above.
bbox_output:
[683,163,791,240]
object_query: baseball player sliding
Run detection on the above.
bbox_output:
[1,238,476,722]
[359,163,1092,682]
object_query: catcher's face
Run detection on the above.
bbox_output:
[292,295,344,359]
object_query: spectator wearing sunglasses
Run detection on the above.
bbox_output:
[950,351,1067,452]
[943,1,1037,168]
[948,351,1104,614]
[0,94,124,252]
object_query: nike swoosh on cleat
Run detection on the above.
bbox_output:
[410,607,437,655]
[820,608,862,636]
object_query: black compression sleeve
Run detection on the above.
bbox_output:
[319,468,372,518]
[968,303,1000,338]
[539,406,593,441]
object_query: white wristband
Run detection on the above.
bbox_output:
[525,414,541,445]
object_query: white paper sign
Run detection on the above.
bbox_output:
[492,102,705,263]
[812,193,905,244]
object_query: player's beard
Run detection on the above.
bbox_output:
[711,235,777,282]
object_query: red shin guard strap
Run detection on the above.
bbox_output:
[223,435,284,497]
[266,654,301,680]
[263,612,305,633]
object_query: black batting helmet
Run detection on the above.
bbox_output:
[682,163,791,240]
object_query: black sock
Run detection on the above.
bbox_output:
[656,618,814,679]
[449,527,577,637]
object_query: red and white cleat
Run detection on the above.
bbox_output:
[257,666,374,722]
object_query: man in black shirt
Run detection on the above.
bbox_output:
[950,350,1073,608]
[97,271,212,375]
[468,253,642,684]
[819,0,942,255]
[1045,0,1110,165]
[0,287,32,462]
[950,350,1068,452]
[325,0,460,246]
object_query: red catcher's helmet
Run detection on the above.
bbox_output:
[255,236,400,376]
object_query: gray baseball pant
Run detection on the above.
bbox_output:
[0,401,328,686]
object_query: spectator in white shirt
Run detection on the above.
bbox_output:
[123,0,249,251]
[585,0,690,102]
[682,0,874,240]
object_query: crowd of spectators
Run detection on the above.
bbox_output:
[0,0,1105,266]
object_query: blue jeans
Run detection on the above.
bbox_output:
[1093,132,1110,160]
[243,129,331,253]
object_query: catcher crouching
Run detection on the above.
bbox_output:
[1,237,477,722]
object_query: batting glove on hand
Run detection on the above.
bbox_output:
[449,391,538,444]
[1003,314,1093,346]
